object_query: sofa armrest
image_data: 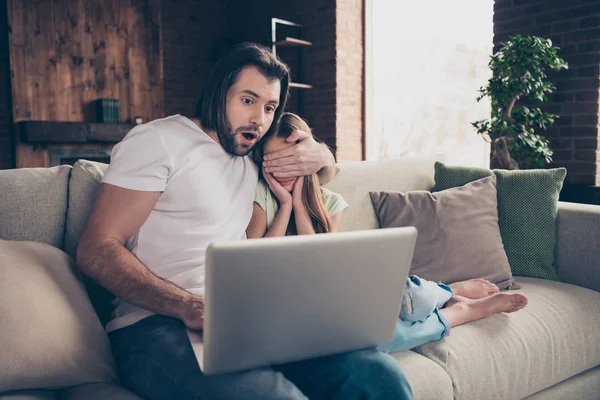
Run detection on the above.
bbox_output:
[555,201,600,292]
[59,383,143,400]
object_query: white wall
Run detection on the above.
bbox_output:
[365,0,493,167]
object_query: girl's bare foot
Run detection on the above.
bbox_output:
[449,278,500,299]
[440,293,528,327]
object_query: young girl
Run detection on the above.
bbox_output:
[246,112,347,238]
[247,112,528,353]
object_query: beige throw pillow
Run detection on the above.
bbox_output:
[0,240,117,392]
[370,175,515,289]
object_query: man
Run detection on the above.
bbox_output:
[77,42,412,400]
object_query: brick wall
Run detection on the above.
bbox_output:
[494,0,600,185]
[268,1,339,153]
[161,0,230,118]
[335,0,363,162]
[1,0,362,168]
[263,0,363,162]
[0,0,14,169]
[161,0,363,161]
[229,0,363,161]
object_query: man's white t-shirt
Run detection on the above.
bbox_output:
[102,114,258,332]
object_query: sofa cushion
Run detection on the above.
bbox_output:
[433,162,567,281]
[63,160,115,327]
[323,158,436,232]
[0,390,57,400]
[67,158,435,238]
[64,160,108,259]
[524,366,600,400]
[555,201,600,293]
[60,383,143,400]
[0,166,71,249]
[392,351,453,400]
[370,176,515,288]
[0,240,117,392]
[413,277,600,400]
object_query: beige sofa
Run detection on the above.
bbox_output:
[1,157,599,400]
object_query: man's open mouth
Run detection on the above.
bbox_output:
[242,131,258,141]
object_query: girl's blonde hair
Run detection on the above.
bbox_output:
[254,113,332,234]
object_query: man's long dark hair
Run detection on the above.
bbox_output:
[196,42,291,140]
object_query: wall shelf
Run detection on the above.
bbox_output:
[289,82,313,89]
[275,37,313,47]
[271,18,312,113]
[18,121,134,144]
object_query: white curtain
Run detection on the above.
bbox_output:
[365,0,493,167]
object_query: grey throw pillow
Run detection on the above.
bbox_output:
[0,165,71,248]
[370,175,515,289]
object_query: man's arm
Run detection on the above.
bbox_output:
[262,130,337,185]
[315,148,336,185]
[76,183,204,330]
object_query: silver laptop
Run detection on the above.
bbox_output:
[187,226,417,376]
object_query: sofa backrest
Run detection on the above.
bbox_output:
[64,161,108,260]
[1,157,437,256]
[65,157,437,250]
[0,165,71,249]
[324,157,435,232]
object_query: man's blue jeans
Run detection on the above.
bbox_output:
[108,315,413,400]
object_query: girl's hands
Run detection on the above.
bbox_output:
[263,167,292,205]
[263,167,306,209]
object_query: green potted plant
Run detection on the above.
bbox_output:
[472,35,569,169]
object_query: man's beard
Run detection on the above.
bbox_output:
[219,120,261,156]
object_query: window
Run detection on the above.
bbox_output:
[365,0,493,167]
